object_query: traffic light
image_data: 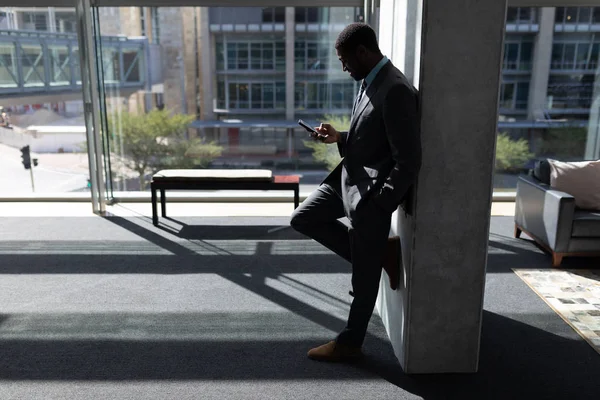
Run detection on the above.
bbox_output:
[33,158,38,167]
[20,145,31,170]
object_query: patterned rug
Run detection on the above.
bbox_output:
[513,268,600,355]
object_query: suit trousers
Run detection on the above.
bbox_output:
[290,182,392,347]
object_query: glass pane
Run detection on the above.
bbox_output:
[294,82,305,109]
[21,44,45,87]
[250,43,261,69]
[551,44,563,69]
[274,7,285,23]
[576,43,590,69]
[216,41,224,70]
[518,8,531,23]
[275,82,285,108]
[0,44,18,88]
[565,7,577,23]
[48,45,70,86]
[238,83,249,108]
[122,48,142,82]
[594,8,600,24]
[262,43,273,69]
[504,43,518,69]
[516,82,529,109]
[261,8,273,23]
[578,7,592,24]
[263,83,274,108]
[237,44,248,69]
[498,6,600,191]
[91,5,367,192]
[506,8,518,23]
[563,44,575,69]
[227,42,236,69]
[555,7,565,23]
[0,6,87,196]
[217,80,226,109]
[251,83,261,108]
[520,42,533,70]
[500,83,515,108]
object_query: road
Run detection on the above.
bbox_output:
[0,144,89,194]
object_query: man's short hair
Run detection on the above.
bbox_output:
[335,23,380,53]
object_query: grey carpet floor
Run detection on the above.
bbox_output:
[0,215,598,400]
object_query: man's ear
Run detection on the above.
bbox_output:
[356,45,368,56]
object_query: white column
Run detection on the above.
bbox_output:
[285,7,295,121]
[48,7,57,33]
[586,66,600,159]
[527,7,555,121]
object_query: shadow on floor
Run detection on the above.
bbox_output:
[0,311,598,399]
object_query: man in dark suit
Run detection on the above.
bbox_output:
[290,23,421,362]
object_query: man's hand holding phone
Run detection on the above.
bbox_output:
[298,119,339,144]
[314,123,340,144]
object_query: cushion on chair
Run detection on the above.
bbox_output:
[548,159,600,210]
[571,210,600,237]
[533,159,551,184]
[152,169,273,182]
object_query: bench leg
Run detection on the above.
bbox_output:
[294,187,300,209]
[151,185,158,226]
[160,189,167,217]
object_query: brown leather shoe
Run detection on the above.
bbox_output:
[307,341,363,362]
[383,236,401,290]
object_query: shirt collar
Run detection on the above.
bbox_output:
[363,55,389,89]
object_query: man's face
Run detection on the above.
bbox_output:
[337,46,367,81]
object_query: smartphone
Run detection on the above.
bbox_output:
[298,119,327,141]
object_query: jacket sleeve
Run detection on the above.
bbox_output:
[372,83,422,213]
[336,131,348,158]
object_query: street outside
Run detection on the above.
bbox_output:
[0,143,328,195]
[0,143,90,194]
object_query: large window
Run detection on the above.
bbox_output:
[506,7,537,24]
[496,7,600,191]
[295,39,335,71]
[261,7,285,23]
[503,40,534,71]
[217,40,285,71]
[547,75,594,110]
[499,81,530,111]
[295,81,357,110]
[555,7,599,24]
[0,7,87,195]
[218,79,285,110]
[551,41,600,70]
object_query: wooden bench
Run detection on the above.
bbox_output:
[150,169,300,226]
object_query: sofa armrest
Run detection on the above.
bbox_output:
[515,175,576,252]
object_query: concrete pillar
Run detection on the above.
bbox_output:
[379,0,507,374]
[527,8,555,121]
[181,7,198,117]
[199,7,215,121]
[285,7,295,121]
[157,8,186,115]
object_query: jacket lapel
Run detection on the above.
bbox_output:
[348,61,391,135]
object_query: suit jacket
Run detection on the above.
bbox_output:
[324,60,421,220]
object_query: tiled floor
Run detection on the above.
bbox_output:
[514,268,600,355]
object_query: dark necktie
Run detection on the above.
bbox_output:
[353,80,367,115]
